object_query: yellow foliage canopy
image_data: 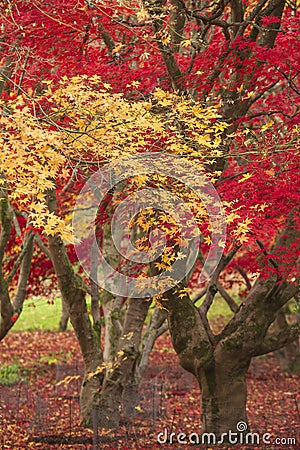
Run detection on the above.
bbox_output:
[0,75,228,243]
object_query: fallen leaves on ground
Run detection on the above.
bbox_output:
[0,329,299,449]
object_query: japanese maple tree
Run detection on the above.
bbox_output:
[0,0,299,437]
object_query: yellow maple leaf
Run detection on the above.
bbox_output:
[265,168,275,177]
[136,9,148,22]
[261,120,274,132]
[226,212,241,223]
[181,39,192,47]
[203,235,212,245]
[176,252,186,260]
[238,173,253,183]
[237,234,250,244]
[177,287,191,298]
[155,261,172,272]
[161,34,171,46]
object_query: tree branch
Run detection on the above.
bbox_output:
[216,281,239,313]
[143,0,183,90]
[35,232,92,295]
[13,231,34,312]
[235,265,252,290]
[253,324,299,356]
[169,0,186,49]
[138,307,167,379]
[35,234,52,260]
[0,183,13,264]
[160,282,213,374]
[249,0,286,46]
[200,245,241,316]
[7,230,34,284]
[238,0,269,37]
[219,217,300,348]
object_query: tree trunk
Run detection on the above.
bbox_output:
[58,298,69,331]
[121,308,168,417]
[0,185,34,341]
[68,285,103,426]
[273,308,300,373]
[102,293,123,363]
[137,308,167,382]
[0,279,13,341]
[48,233,103,426]
[46,189,103,426]
[197,350,250,437]
[95,297,150,428]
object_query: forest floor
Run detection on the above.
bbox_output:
[0,329,299,449]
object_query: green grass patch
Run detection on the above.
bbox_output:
[0,362,22,385]
[194,293,237,321]
[13,297,68,332]
[207,294,236,321]
[14,293,239,333]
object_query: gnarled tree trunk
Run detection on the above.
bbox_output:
[46,189,103,426]
[95,296,150,428]
[197,349,250,436]
[162,219,299,436]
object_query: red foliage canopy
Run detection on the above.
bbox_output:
[1,0,299,296]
